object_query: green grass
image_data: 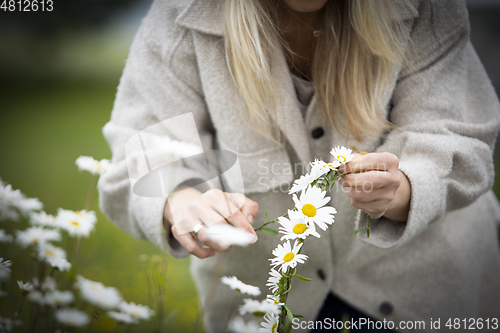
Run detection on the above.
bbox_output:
[0,82,199,333]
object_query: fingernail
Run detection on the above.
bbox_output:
[251,234,258,244]
[247,214,254,224]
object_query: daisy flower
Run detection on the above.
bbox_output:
[118,302,155,320]
[56,209,96,238]
[55,308,90,327]
[288,172,316,195]
[269,240,308,273]
[49,257,71,272]
[38,243,66,264]
[330,146,354,164]
[203,224,256,250]
[0,317,22,331]
[278,210,320,241]
[76,276,122,310]
[238,298,281,316]
[16,227,61,248]
[30,211,57,228]
[75,156,111,175]
[0,230,13,243]
[265,295,284,307]
[39,277,57,292]
[310,159,340,177]
[221,276,261,296]
[292,186,337,231]
[0,258,12,281]
[0,180,42,221]
[17,280,33,293]
[259,313,279,333]
[266,269,283,294]
[27,291,45,305]
[45,290,74,307]
[228,317,260,333]
[107,311,138,324]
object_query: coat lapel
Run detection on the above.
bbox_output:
[175,0,419,165]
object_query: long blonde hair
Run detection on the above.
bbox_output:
[224,0,409,143]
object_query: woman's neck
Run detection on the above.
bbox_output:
[276,3,324,80]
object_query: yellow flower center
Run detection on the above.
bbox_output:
[272,323,277,332]
[337,155,346,163]
[283,252,295,262]
[292,223,307,235]
[45,249,55,257]
[301,204,317,217]
[71,221,80,227]
[131,311,140,318]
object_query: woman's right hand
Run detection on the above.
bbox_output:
[164,186,259,258]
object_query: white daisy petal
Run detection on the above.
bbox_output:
[204,224,255,250]
[221,276,261,296]
[76,276,122,310]
[330,146,354,164]
[75,156,111,175]
[238,298,281,316]
[107,311,138,324]
[278,210,320,241]
[259,313,279,333]
[293,186,336,231]
[56,209,97,238]
[228,317,260,333]
[266,269,283,294]
[55,308,90,327]
[269,240,308,272]
[119,301,154,320]
[16,227,61,248]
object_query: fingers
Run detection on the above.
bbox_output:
[171,224,215,259]
[339,152,398,174]
[170,188,259,258]
[207,191,258,242]
[340,170,400,190]
[232,194,259,224]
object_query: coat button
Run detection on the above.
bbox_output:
[311,127,324,139]
[316,269,326,280]
[379,301,393,315]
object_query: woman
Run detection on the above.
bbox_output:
[99,0,500,332]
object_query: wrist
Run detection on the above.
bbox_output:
[163,185,201,227]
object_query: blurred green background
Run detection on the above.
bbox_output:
[0,1,499,332]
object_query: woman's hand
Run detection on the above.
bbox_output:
[338,153,411,221]
[164,186,259,259]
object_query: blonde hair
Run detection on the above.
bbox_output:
[224,0,409,143]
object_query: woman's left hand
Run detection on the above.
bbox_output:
[338,152,411,221]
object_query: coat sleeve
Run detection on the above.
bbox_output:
[356,0,500,248]
[97,3,212,257]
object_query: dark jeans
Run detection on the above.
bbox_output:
[310,292,396,332]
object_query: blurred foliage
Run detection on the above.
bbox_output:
[0,82,200,333]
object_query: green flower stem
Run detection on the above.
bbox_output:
[223,291,240,333]
[72,237,82,264]
[367,215,371,238]
[16,294,25,319]
[84,174,98,211]
[278,268,292,332]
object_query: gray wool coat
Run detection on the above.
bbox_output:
[98,0,500,332]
